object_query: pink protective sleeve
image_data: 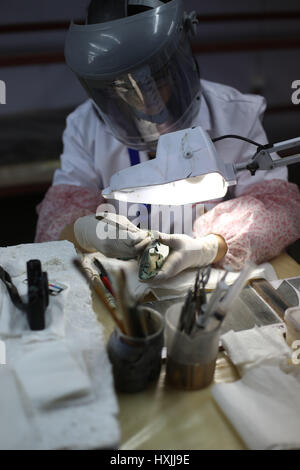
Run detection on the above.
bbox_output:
[34,184,103,243]
[193,179,300,271]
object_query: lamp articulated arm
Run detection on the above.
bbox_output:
[234,137,300,176]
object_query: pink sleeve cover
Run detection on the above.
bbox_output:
[34,184,103,243]
[193,179,300,271]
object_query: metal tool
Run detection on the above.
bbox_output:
[178,265,211,336]
[203,262,255,331]
[194,265,211,317]
[196,270,230,329]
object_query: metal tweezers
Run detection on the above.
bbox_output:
[178,265,212,335]
[194,265,211,314]
[196,270,230,328]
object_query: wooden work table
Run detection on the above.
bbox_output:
[92,252,300,450]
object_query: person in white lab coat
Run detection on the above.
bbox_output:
[35,0,300,277]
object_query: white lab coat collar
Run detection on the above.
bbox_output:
[191,94,212,133]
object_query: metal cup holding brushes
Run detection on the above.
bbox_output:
[165,305,221,390]
[107,269,165,393]
[164,266,222,390]
[165,262,254,390]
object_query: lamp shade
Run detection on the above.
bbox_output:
[102,126,237,205]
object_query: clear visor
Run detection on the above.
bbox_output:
[79,34,200,150]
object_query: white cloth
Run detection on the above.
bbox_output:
[0,367,38,450]
[221,325,290,374]
[53,79,287,217]
[284,306,300,346]
[14,340,92,410]
[0,241,120,450]
[83,252,277,302]
[212,325,300,450]
[212,364,300,450]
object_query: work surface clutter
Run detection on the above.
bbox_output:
[0,241,120,450]
[213,324,300,450]
[0,240,300,450]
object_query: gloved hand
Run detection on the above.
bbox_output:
[149,233,221,281]
[74,213,152,259]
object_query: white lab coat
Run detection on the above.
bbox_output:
[53,79,287,233]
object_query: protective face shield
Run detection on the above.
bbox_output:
[65,0,201,151]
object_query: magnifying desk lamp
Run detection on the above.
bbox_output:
[102,126,300,205]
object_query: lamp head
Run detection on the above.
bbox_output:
[102,126,237,205]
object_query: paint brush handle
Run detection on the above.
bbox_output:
[73,259,125,334]
[95,214,139,233]
[93,258,116,297]
[93,277,124,328]
[101,274,116,298]
[115,269,146,338]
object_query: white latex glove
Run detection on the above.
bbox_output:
[74,213,151,259]
[150,233,220,281]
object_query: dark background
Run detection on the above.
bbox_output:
[0,0,300,259]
